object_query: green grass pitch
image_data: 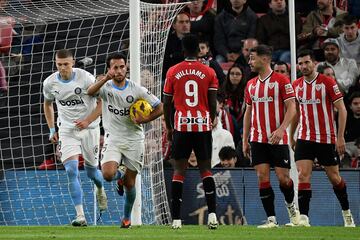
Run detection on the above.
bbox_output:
[0,225,359,240]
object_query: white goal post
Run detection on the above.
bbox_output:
[0,0,188,226]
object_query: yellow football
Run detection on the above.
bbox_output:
[130,99,152,119]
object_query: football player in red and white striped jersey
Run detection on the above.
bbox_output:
[163,34,219,229]
[242,45,298,228]
[290,49,355,227]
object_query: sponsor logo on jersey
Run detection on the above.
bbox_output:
[108,104,130,116]
[126,95,134,103]
[54,90,60,94]
[251,96,273,102]
[58,98,85,106]
[298,97,320,104]
[74,87,82,95]
[179,117,208,124]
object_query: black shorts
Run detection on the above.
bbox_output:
[250,142,291,168]
[172,130,212,161]
[294,140,339,166]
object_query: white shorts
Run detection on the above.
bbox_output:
[101,133,144,173]
[58,127,100,166]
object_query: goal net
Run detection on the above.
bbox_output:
[0,0,187,225]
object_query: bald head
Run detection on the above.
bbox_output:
[242,38,258,60]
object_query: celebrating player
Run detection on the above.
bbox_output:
[242,45,299,228]
[290,49,356,227]
[43,49,107,227]
[163,34,219,230]
[87,53,163,228]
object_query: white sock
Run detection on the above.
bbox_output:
[75,204,85,217]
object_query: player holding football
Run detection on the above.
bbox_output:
[163,34,219,229]
[290,49,356,227]
[242,45,299,228]
[43,49,107,227]
[87,53,163,228]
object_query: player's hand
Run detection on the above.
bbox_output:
[104,69,115,81]
[166,128,173,142]
[269,127,285,145]
[49,128,58,143]
[290,138,296,151]
[242,140,251,159]
[131,112,148,125]
[74,119,90,130]
[336,136,346,156]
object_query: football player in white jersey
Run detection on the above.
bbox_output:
[87,53,163,228]
[43,49,107,227]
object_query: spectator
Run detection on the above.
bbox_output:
[214,0,257,63]
[256,0,302,63]
[234,38,258,80]
[318,38,359,94]
[216,146,238,168]
[298,0,347,61]
[217,94,235,137]
[198,39,226,85]
[344,91,360,163]
[186,0,216,54]
[220,64,247,144]
[316,63,336,79]
[337,15,360,68]
[162,12,190,82]
[211,112,235,168]
[273,61,290,78]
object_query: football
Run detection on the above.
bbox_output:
[130,99,153,119]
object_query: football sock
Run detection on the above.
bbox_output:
[75,204,85,217]
[279,179,294,204]
[84,165,104,188]
[201,171,216,214]
[259,181,275,217]
[171,174,184,220]
[112,168,123,181]
[64,160,82,207]
[298,183,312,216]
[123,186,136,220]
[333,178,350,210]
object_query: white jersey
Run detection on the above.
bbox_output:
[43,68,100,130]
[99,79,160,142]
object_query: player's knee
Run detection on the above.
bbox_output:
[298,171,311,183]
[102,171,114,182]
[123,178,135,189]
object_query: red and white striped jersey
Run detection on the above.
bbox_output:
[292,73,343,144]
[163,59,218,132]
[245,71,295,144]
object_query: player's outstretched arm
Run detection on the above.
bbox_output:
[133,102,163,124]
[74,98,102,129]
[43,100,58,143]
[334,99,347,155]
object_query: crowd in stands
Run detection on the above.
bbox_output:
[161,0,360,169]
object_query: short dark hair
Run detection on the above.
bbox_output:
[343,15,358,26]
[349,91,360,104]
[106,52,127,69]
[56,49,73,59]
[317,63,334,74]
[297,49,315,61]
[274,61,289,72]
[182,33,199,56]
[219,146,237,161]
[250,44,273,57]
